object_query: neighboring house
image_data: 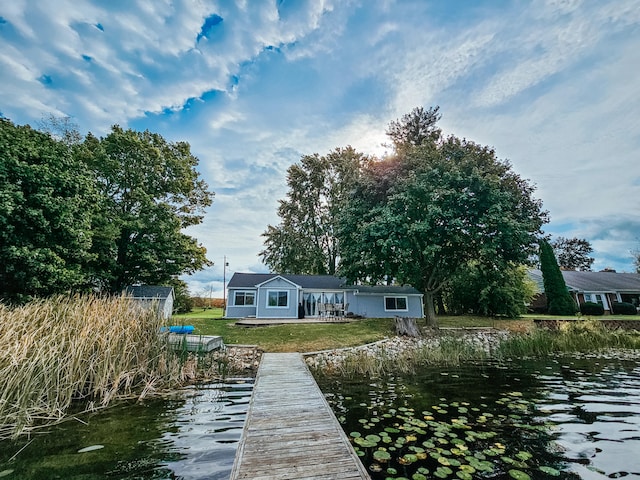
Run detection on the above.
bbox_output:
[225,273,424,319]
[124,285,175,319]
[528,269,640,313]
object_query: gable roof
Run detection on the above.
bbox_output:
[529,269,640,293]
[228,273,346,290]
[256,275,301,288]
[227,273,422,294]
[353,285,423,295]
[125,285,174,299]
[561,270,640,292]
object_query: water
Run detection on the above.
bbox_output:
[0,379,253,480]
[317,353,640,479]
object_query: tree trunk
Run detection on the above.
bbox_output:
[424,290,438,327]
[394,317,422,337]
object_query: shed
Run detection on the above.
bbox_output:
[125,285,175,319]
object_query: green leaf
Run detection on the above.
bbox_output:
[508,470,531,480]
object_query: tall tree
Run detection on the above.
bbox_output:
[337,135,547,326]
[551,236,594,271]
[386,106,441,150]
[0,119,96,302]
[260,146,367,275]
[539,239,578,315]
[444,263,537,318]
[77,126,213,291]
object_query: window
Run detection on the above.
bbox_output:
[584,293,604,306]
[385,296,408,311]
[267,290,289,308]
[234,291,255,306]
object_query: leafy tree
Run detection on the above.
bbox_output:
[260,146,367,275]
[444,263,537,318]
[0,119,96,302]
[77,126,214,291]
[539,239,578,315]
[337,134,547,326]
[170,278,194,314]
[37,114,83,147]
[386,106,441,150]
[551,236,594,271]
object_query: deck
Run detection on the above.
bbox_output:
[230,353,371,480]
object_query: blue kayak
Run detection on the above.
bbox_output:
[160,325,195,334]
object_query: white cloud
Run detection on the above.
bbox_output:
[2,0,639,292]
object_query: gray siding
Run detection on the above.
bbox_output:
[255,277,301,319]
[347,292,423,318]
[226,288,258,318]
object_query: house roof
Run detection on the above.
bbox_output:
[561,270,640,292]
[125,285,174,299]
[529,269,640,293]
[227,273,422,294]
[228,273,346,290]
[353,285,423,295]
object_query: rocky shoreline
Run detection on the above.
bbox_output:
[192,328,511,379]
[304,328,510,373]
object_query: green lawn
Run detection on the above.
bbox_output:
[170,311,640,353]
[171,317,396,352]
[173,307,225,319]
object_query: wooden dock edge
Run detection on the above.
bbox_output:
[230,352,371,480]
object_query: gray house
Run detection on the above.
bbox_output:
[125,285,175,319]
[225,273,424,319]
[529,270,640,313]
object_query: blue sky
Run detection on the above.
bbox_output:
[2,0,639,297]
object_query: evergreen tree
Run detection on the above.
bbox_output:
[539,239,578,315]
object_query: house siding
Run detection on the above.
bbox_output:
[255,277,300,319]
[225,273,425,319]
[226,288,258,318]
[348,292,423,318]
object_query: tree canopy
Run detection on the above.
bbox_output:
[337,114,547,326]
[78,126,213,291]
[0,119,213,302]
[539,239,578,315]
[0,119,97,302]
[551,236,594,271]
[260,146,367,275]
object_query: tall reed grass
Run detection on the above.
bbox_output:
[495,319,640,359]
[332,336,490,378]
[315,321,640,378]
[0,295,185,439]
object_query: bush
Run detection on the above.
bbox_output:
[611,302,638,315]
[580,301,604,316]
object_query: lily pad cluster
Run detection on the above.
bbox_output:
[344,394,564,480]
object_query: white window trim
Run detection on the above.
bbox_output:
[234,290,255,306]
[384,296,408,312]
[266,289,289,308]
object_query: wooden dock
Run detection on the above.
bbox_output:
[230,353,370,480]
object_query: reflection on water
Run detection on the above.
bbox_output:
[0,379,253,480]
[535,355,640,479]
[317,352,640,479]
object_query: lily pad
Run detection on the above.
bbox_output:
[539,466,561,476]
[373,450,391,462]
[509,470,531,480]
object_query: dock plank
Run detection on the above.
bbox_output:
[230,353,370,480]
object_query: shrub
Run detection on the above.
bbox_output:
[580,301,604,316]
[611,302,638,315]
